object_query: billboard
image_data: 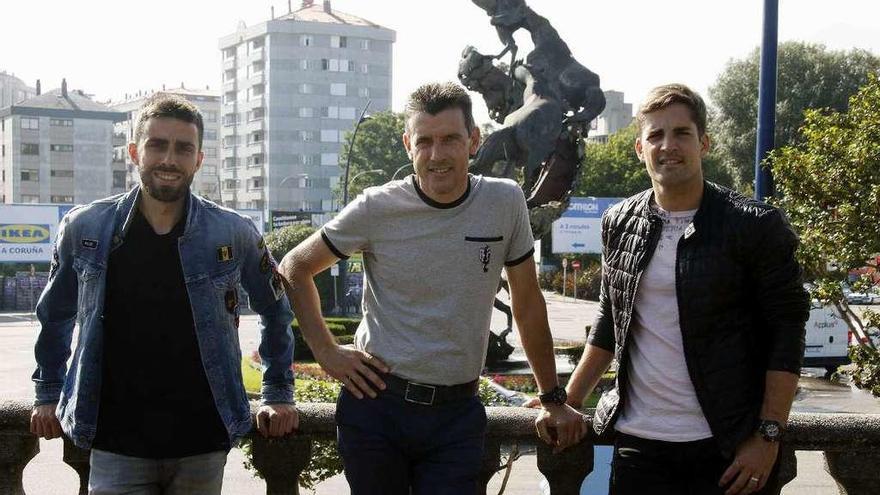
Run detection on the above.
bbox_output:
[551,197,623,254]
[236,209,265,235]
[0,205,70,262]
[270,211,313,231]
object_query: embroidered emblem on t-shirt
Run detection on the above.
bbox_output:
[81,239,98,250]
[217,245,233,262]
[479,245,491,273]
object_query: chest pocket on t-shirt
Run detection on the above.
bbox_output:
[464,235,504,274]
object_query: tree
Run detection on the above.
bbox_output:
[710,42,880,192]
[770,74,880,391]
[337,111,410,202]
[263,224,335,312]
[574,122,733,198]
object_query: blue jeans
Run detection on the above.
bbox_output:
[335,388,487,495]
[88,449,227,495]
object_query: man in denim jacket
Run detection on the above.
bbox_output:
[30,94,297,494]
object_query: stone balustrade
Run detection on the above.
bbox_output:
[2,400,880,494]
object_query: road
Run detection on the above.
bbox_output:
[3,298,879,493]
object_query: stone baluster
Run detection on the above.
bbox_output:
[62,437,90,495]
[478,438,502,494]
[0,401,39,495]
[824,451,880,495]
[536,439,593,495]
[249,434,313,495]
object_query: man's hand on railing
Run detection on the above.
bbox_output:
[30,403,62,440]
[535,403,589,453]
[256,403,300,438]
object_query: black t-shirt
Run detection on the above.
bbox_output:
[93,208,229,458]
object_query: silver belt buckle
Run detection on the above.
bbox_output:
[404,382,436,405]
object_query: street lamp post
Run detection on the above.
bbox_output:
[754,0,779,201]
[336,100,372,314]
[391,163,413,180]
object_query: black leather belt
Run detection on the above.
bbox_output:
[382,373,479,406]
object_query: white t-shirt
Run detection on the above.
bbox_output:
[614,206,714,441]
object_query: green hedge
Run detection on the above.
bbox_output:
[292,318,361,361]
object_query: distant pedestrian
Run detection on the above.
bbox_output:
[31,94,298,494]
[561,84,810,495]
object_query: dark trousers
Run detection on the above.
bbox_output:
[610,433,781,495]
[335,388,487,495]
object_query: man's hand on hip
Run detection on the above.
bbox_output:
[256,403,300,438]
[30,403,62,440]
[535,403,589,453]
[315,344,388,399]
[719,434,779,495]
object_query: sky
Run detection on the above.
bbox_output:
[4,0,879,126]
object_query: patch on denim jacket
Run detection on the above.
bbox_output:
[81,238,99,250]
[225,289,238,313]
[260,252,272,273]
[217,245,234,262]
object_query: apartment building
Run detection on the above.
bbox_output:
[0,80,126,204]
[218,0,395,222]
[587,90,634,143]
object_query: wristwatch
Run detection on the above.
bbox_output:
[757,419,784,442]
[539,386,568,406]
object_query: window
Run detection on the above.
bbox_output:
[302,154,317,165]
[204,130,218,141]
[50,118,73,127]
[224,69,236,82]
[321,106,339,119]
[360,63,369,74]
[21,194,40,203]
[21,169,39,181]
[51,195,74,203]
[360,39,370,50]
[251,37,264,50]
[299,83,314,94]
[339,107,356,120]
[50,170,74,178]
[50,144,74,152]
[202,165,217,175]
[299,107,314,118]
[358,87,370,98]
[298,130,316,142]
[249,131,263,143]
[224,157,240,169]
[320,130,339,142]
[203,111,218,123]
[300,35,313,47]
[248,177,263,190]
[223,135,240,147]
[1,144,4,157]
[223,113,239,126]
[251,61,264,74]
[330,83,346,96]
[224,91,236,104]
[247,153,264,166]
[331,35,347,48]
[248,108,265,120]
[113,171,126,188]
[204,147,218,158]
[223,179,240,190]
[250,84,264,98]
[223,47,236,59]
[21,143,39,155]
[300,59,310,70]
[321,153,339,166]
[21,117,39,130]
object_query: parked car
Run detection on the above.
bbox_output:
[803,300,850,376]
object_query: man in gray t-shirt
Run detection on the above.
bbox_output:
[279,82,584,494]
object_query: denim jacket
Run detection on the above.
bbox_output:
[32,186,295,449]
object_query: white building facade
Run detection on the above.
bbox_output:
[587,90,633,143]
[218,0,395,223]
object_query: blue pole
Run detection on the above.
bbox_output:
[755,0,779,200]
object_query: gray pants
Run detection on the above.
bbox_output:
[88,449,227,495]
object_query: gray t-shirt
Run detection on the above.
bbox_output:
[321,174,535,385]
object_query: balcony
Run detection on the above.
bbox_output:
[3,400,879,494]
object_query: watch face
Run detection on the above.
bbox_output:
[765,424,779,436]
[760,421,781,440]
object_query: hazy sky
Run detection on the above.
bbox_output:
[5,0,879,125]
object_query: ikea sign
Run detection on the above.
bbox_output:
[0,224,51,244]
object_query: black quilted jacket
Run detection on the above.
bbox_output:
[587,181,809,457]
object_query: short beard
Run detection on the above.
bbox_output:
[140,168,193,203]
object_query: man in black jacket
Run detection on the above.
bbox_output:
[563,84,809,495]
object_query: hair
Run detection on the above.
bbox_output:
[134,93,204,150]
[637,83,708,136]
[404,82,475,134]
